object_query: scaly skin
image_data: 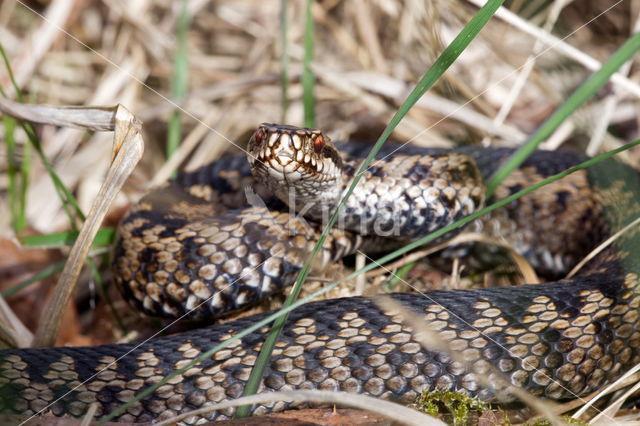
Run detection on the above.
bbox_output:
[2,124,640,424]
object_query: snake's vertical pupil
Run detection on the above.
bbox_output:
[314,135,324,153]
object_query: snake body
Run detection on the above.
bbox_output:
[1,124,640,423]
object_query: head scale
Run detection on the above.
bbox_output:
[247,123,344,212]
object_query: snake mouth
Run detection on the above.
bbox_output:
[248,123,338,178]
[246,123,345,210]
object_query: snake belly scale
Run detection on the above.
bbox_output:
[1,123,640,423]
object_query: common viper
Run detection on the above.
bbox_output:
[1,123,640,423]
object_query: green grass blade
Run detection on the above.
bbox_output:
[101,137,639,423]
[0,43,86,227]
[20,227,116,248]
[383,261,416,291]
[302,0,315,128]
[5,115,16,224]
[0,44,22,103]
[19,132,30,231]
[234,0,505,418]
[280,0,290,122]
[1,50,29,233]
[2,261,65,298]
[486,31,640,196]
[4,115,24,232]
[98,270,352,423]
[167,0,190,159]
[0,43,126,340]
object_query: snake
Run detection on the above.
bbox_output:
[1,123,640,424]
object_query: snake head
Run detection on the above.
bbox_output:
[247,123,344,211]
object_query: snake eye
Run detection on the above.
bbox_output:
[254,129,265,146]
[313,135,325,153]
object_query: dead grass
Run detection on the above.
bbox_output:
[1,0,640,424]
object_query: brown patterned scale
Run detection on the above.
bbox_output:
[1,124,640,424]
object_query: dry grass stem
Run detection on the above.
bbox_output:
[1,0,74,94]
[466,0,640,98]
[0,294,32,348]
[586,13,640,156]
[32,104,144,347]
[365,232,539,284]
[0,98,116,131]
[483,0,568,148]
[150,108,220,187]
[589,379,640,424]
[155,390,445,426]
[79,402,98,426]
[567,216,640,278]
[573,364,640,419]
[1,0,639,422]
[341,70,526,142]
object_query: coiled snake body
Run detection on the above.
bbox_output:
[2,123,640,423]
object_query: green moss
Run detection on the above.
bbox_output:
[525,416,587,426]
[412,390,496,425]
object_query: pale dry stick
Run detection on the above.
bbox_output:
[0,293,32,348]
[337,69,526,142]
[450,257,463,289]
[101,0,173,60]
[0,26,21,52]
[586,14,640,156]
[33,60,143,230]
[312,2,371,68]
[310,59,519,145]
[588,379,640,424]
[352,0,389,74]
[44,58,142,158]
[0,98,116,131]
[187,53,244,76]
[568,105,634,163]
[79,402,98,426]
[465,0,640,99]
[566,216,640,278]
[484,0,569,147]
[392,114,455,148]
[573,364,640,419]
[586,64,634,157]
[186,100,249,170]
[535,371,640,419]
[150,107,221,187]
[539,120,574,151]
[364,232,539,285]
[0,103,146,348]
[308,64,393,124]
[397,0,428,79]
[137,73,285,121]
[216,3,268,39]
[375,296,566,426]
[155,390,445,426]
[1,0,74,95]
[9,0,248,173]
